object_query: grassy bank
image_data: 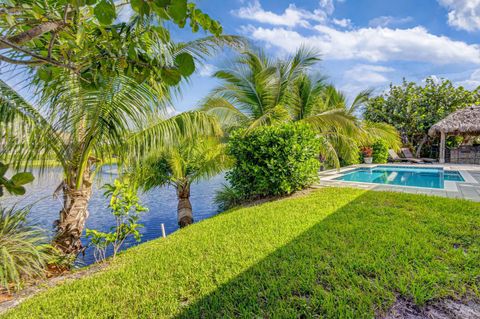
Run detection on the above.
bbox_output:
[3,188,480,318]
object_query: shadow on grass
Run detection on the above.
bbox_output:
[176,191,480,318]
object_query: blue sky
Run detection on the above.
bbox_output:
[171,0,480,111]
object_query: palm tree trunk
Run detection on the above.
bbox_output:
[53,167,93,255]
[177,181,193,228]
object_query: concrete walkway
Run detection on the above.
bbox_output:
[317,164,480,202]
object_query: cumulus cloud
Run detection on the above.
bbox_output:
[368,16,413,27]
[438,0,480,31]
[233,1,327,28]
[244,25,480,64]
[332,18,352,28]
[457,69,480,88]
[344,64,394,84]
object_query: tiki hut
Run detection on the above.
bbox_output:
[429,106,480,163]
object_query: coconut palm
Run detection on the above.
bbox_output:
[201,48,365,166]
[201,47,322,131]
[136,138,231,227]
[312,84,401,150]
[202,49,400,166]
[0,76,220,254]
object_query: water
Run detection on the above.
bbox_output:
[1,166,226,265]
[335,165,464,189]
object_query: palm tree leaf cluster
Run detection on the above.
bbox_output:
[201,47,400,167]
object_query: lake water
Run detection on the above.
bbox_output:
[1,166,226,265]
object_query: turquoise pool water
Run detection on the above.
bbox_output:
[334,166,464,189]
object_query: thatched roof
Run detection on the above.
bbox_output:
[429,106,480,136]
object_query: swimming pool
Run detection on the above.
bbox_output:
[334,166,464,189]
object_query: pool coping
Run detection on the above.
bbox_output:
[319,163,479,193]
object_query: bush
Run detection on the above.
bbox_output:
[86,179,147,262]
[372,140,389,164]
[226,123,320,198]
[0,206,51,291]
[214,184,245,211]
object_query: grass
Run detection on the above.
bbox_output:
[3,188,480,318]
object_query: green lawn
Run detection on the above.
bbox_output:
[3,188,480,318]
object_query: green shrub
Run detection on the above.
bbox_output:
[226,123,320,198]
[372,140,389,164]
[214,184,245,211]
[86,179,147,262]
[0,206,51,291]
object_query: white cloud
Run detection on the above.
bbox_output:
[233,1,327,28]
[344,64,394,84]
[319,0,335,15]
[457,69,480,88]
[244,25,480,64]
[368,16,413,27]
[438,0,480,31]
[332,18,352,28]
[198,64,217,77]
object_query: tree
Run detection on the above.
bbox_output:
[202,48,399,167]
[136,138,231,227]
[0,0,226,86]
[0,76,221,254]
[86,178,147,262]
[1,0,235,255]
[365,78,480,156]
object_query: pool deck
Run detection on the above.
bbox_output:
[316,163,480,202]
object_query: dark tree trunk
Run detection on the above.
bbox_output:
[176,181,193,228]
[415,134,429,158]
[53,165,93,255]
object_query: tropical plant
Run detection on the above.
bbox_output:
[86,178,147,262]
[136,137,231,227]
[0,162,34,197]
[372,140,389,164]
[225,123,320,199]
[365,77,480,157]
[361,147,373,158]
[0,0,224,81]
[202,48,400,168]
[0,0,235,254]
[0,76,220,255]
[0,205,51,292]
[213,184,244,211]
[201,47,322,131]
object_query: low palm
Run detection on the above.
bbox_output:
[136,138,231,227]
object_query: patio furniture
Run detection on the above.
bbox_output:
[400,148,437,163]
[388,150,424,164]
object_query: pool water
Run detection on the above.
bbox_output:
[334,166,464,189]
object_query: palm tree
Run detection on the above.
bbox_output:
[0,76,220,254]
[202,49,400,166]
[312,84,401,150]
[136,138,231,227]
[201,48,367,166]
[201,47,322,131]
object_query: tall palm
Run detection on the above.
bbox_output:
[201,47,322,131]
[136,138,231,227]
[316,84,401,149]
[201,48,365,167]
[0,76,220,254]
